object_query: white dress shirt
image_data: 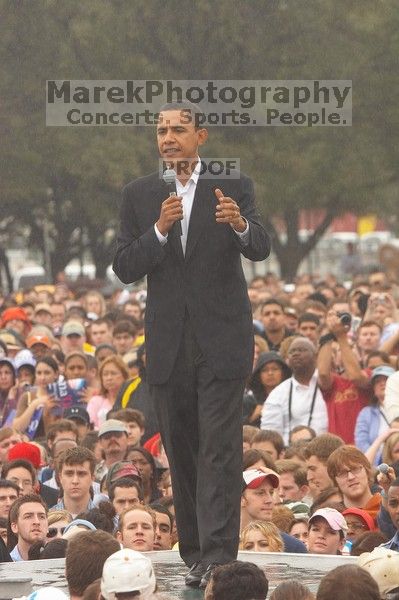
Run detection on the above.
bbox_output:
[260,370,328,445]
[155,159,248,254]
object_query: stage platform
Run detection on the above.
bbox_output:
[0,550,356,599]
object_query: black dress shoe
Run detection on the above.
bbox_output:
[199,563,220,590]
[185,562,206,587]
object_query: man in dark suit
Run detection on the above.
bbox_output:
[113,102,270,588]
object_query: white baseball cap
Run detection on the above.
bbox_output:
[101,549,156,600]
[358,547,399,598]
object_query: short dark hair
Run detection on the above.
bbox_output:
[1,459,36,483]
[316,565,380,600]
[303,433,344,463]
[150,502,174,531]
[113,320,137,337]
[298,312,320,326]
[159,100,205,128]
[9,493,47,524]
[108,478,144,503]
[252,430,285,456]
[0,479,20,495]
[111,408,145,429]
[242,448,276,471]
[56,446,96,476]
[270,580,314,600]
[66,530,120,596]
[47,419,78,444]
[210,561,268,600]
[261,298,285,313]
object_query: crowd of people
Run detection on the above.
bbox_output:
[1,267,399,598]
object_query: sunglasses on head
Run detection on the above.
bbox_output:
[47,526,66,538]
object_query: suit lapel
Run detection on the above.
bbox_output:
[185,176,215,262]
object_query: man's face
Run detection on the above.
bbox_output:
[0,486,19,518]
[287,339,315,371]
[112,333,134,355]
[241,479,274,522]
[50,303,66,327]
[112,485,141,516]
[58,461,93,501]
[34,311,52,326]
[65,357,87,380]
[0,433,21,463]
[62,334,84,353]
[261,304,285,334]
[334,463,369,502]
[278,472,305,502]
[91,323,112,346]
[123,304,142,320]
[6,467,34,495]
[118,509,155,552]
[154,511,172,550]
[99,431,128,459]
[11,501,48,546]
[125,421,144,446]
[387,486,399,531]
[157,109,208,165]
[298,321,319,344]
[307,517,344,555]
[357,326,380,352]
[306,456,332,497]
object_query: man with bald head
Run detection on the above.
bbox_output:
[260,337,328,444]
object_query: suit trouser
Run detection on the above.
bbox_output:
[151,313,245,567]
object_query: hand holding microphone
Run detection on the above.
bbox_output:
[377,462,396,494]
[158,168,183,236]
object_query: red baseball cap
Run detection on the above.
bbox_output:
[8,441,42,469]
[243,468,280,490]
[342,507,375,531]
[0,307,31,329]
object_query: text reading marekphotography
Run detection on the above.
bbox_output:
[46,80,352,127]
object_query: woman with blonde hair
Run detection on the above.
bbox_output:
[47,509,72,541]
[82,290,106,318]
[87,355,129,429]
[382,429,399,465]
[240,520,284,553]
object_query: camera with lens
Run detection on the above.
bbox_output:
[337,311,352,327]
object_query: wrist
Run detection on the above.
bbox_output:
[232,217,246,233]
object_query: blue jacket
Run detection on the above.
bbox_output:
[354,405,388,465]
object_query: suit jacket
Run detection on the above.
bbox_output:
[113,168,270,385]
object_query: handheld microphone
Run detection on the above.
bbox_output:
[378,463,390,475]
[162,168,182,236]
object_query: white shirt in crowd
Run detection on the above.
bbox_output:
[260,370,328,445]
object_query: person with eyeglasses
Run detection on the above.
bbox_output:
[46,509,72,540]
[327,445,381,524]
[342,507,375,544]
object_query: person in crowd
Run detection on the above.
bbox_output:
[87,355,129,429]
[350,530,388,556]
[0,307,31,338]
[317,309,372,444]
[13,356,60,437]
[123,299,143,320]
[52,446,96,516]
[242,425,258,452]
[358,546,399,599]
[259,299,292,351]
[316,564,380,600]
[243,448,277,473]
[95,419,129,482]
[95,343,117,366]
[2,452,58,508]
[26,333,53,361]
[239,520,284,552]
[355,320,382,368]
[0,357,20,427]
[150,503,174,550]
[33,303,53,328]
[127,446,162,504]
[0,428,21,468]
[61,321,88,355]
[110,407,145,447]
[251,429,285,461]
[0,479,19,519]
[327,445,381,521]
[261,337,328,444]
[354,365,395,464]
[46,509,73,541]
[298,313,321,345]
[240,469,306,553]
[342,507,375,544]
[310,487,345,513]
[275,459,310,504]
[108,477,144,516]
[99,548,156,600]
[303,433,344,499]
[112,320,138,356]
[13,349,36,387]
[82,290,106,319]
[289,425,316,444]
[246,351,291,426]
[89,318,114,347]
[270,581,315,600]
[116,505,156,552]
[204,561,269,600]
[307,507,347,555]
[63,406,92,442]
[50,301,67,332]
[289,517,309,546]
[64,351,89,381]
[9,493,48,561]
[65,530,120,600]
